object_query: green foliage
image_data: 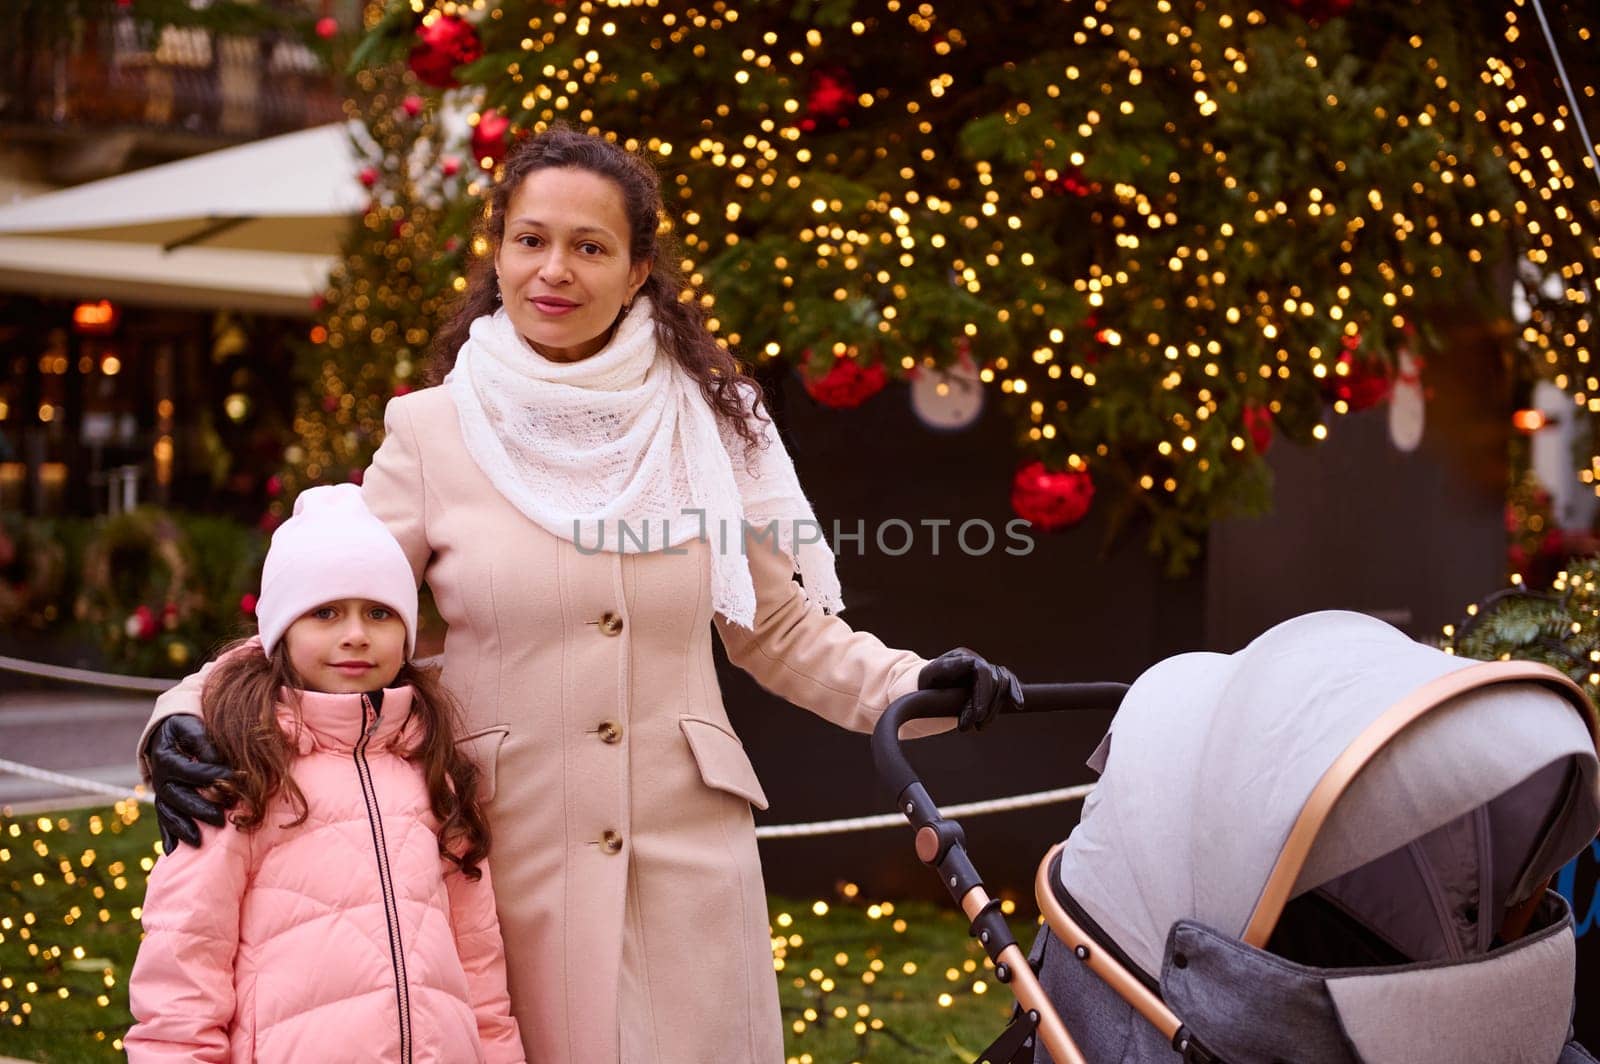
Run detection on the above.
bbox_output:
[0,804,154,1062]
[348,0,1595,571]
[1442,556,1600,714]
[69,509,264,677]
[277,62,457,508]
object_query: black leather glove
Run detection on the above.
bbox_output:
[146,714,233,851]
[918,647,1024,731]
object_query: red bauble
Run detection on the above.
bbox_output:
[265,474,282,497]
[1058,164,1100,198]
[1243,401,1274,453]
[800,68,856,133]
[1326,336,1392,412]
[471,111,512,168]
[1011,462,1095,531]
[133,605,158,641]
[802,352,888,408]
[240,592,258,617]
[315,16,338,39]
[358,166,378,188]
[441,155,463,178]
[347,468,364,486]
[407,14,483,90]
[402,94,425,118]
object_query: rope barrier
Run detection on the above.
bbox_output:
[0,755,1089,833]
[0,654,1095,831]
[0,655,175,694]
[0,758,150,805]
[752,784,1094,839]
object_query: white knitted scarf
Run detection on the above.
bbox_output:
[444,299,844,629]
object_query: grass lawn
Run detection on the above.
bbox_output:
[1,804,1020,1063]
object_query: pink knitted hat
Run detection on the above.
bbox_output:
[255,484,418,657]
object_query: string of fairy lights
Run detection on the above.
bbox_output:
[279,0,1597,569]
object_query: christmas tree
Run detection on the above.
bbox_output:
[322,0,1596,571]
[273,61,462,519]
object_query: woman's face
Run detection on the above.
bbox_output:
[495,167,652,363]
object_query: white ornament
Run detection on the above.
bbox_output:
[1388,348,1424,452]
[910,354,984,432]
[1530,380,1599,532]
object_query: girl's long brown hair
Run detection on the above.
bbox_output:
[428,124,765,454]
[202,639,492,880]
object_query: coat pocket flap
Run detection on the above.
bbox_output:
[680,718,769,811]
[455,724,510,803]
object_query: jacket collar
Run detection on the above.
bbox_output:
[275,685,420,756]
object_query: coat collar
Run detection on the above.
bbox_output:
[275,685,420,756]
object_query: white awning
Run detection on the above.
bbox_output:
[0,123,364,314]
[0,236,336,316]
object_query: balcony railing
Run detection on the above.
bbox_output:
[2,12,344,144]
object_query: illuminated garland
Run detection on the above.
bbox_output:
[0,803,1010,1059]
[310,0,1599,572]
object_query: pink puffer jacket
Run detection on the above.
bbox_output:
[126,685,524,1063]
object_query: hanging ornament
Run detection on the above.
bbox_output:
[1057,164,1100,198]
[471,111,512,169]
[240,592,258,617]
[799,67,856,133]
[802,349,888,408]
[1243,401,1274,454]
[1032,156,1101,198]
[441,155,463,178]
[1011,462,1095,530]
[315,16,339,38]
[1325,333,1391,412]
[1388,348,1425,452]
[358,166,378,188]
[407,14,483,90]
[401,94,425,118]
[126,605,158,641]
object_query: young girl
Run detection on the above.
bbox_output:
[126,485,524,1063]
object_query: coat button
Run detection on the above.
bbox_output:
[600,830,624,854]
[598,611,624,636]
[597,720,623,744]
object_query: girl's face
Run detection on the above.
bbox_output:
[494,166,651,363]
[283,598,406,695]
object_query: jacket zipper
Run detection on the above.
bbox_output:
[355,693,413,1063]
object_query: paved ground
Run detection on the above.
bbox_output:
[0,688,154,813]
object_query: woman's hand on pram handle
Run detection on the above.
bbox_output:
[917,648,1024,731]
[146,714,235,852]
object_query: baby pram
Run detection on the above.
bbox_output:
[873,611,1600,1063]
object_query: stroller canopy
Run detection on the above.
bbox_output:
[1059,610,1600,977]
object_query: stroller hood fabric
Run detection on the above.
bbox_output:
[1058,610,1600,978]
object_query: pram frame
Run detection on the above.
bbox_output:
[873,660,1599,1064]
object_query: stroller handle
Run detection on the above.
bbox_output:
[871,682,1128,800]
[870,682,1128,1064]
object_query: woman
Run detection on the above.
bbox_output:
[141,127,1022,1062]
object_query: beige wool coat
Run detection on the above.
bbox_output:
[143,385,944,1063]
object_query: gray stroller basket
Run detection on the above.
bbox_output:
[873,611,1600,1064]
